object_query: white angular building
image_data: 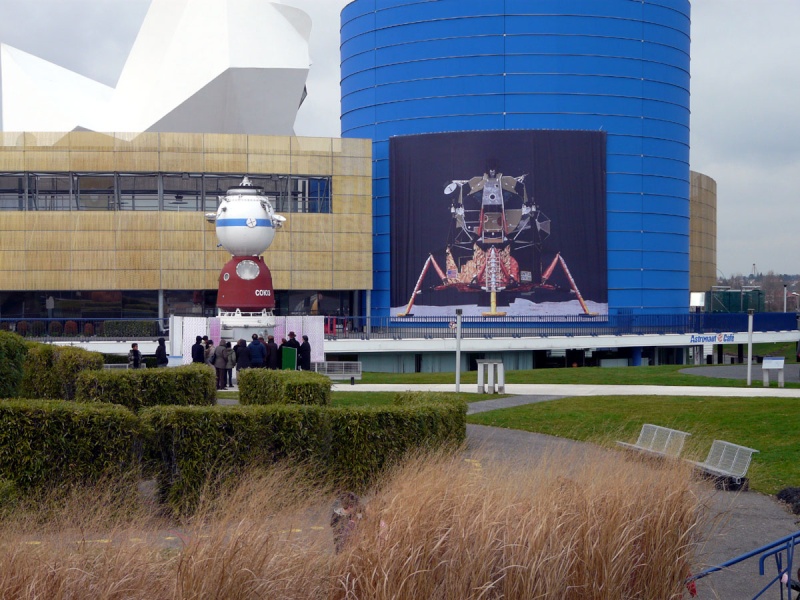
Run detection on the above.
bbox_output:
[0,0,311,135]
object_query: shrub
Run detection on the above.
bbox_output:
[83,322,95,337]
[15,321,28,337]
[0,331,28,398]
[142,404,330,514]
[0,400,141,490]
[143,397,467,514]
[29,321,46,337]
[48,321,63,337]
[239,369,331,406]
[20,344,104,400]
[63,321,78,337]
[76,364,216,412]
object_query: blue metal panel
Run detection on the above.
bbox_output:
[341,0,691,317]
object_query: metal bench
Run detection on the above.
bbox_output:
[616,423,691,458]
[311,361,362,385]
[688,439,759,485]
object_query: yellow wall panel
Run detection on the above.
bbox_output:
[114,132,160,152]
[0,152,25,170]
[72,232,115,250]
[28,212,77,231]
[333,155,371,177]
[289,213,332,234]
[0,132,26,149]
[332,137,371,158]
[332,175,372,196]
[292,271,332,290]
[70,151,115,171]
[333,271,371,289]
[291,154,332,175]
[333,214,371,233]
[74,213,115,231]
[22,132,70,149]
[117,231,160,251]
[0,213,28,231]
[204,134,247,154]
[161,230,204,250]
[28,233,74,251]
[124,270,160,289]
[333,233,371,253]
[248,135,291,155]
[68,271,116,289]
[334,252,372,271]
[271,271,290,288]
[114,151,160,171]
[202,270,221,289]
[0,251,26,270]
[117,250,161,270]
[267,234,291,252]
[71,251,116,270]
[263,251,291,269]
[160,133,203,153]
[117,212,161,232]
[161,251,202,270]
[205,252,228,271]
[27,270,74,289]
[204,153,247,173]
[293,231,333,252]
[292,251,334,271]
[160,212,206,232]
[27,251,70,270]
[248,154,291,174]
[332,195,372,215]
[160,152,204,172]
[1,272,27,290]
[24,151,70,171]
[67,131,116,151]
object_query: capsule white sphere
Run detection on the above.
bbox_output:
[214,178,283,256]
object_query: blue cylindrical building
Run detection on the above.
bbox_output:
[341,0,691,316]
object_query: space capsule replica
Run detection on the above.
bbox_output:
[206,177,285,328]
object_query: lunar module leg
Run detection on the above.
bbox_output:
[541,253,596,315]
[397,254,448,317]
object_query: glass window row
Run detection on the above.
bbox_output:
[0,172,332,213]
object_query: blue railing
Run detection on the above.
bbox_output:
[687,529,800,599]
[0,313,795,342]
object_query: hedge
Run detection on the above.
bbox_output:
[0,331,28,398]
[0,399,142,490]
[76,363,216,412]
[239,369,331,406]
[20,344,104,400]
[143,397,467,514]
[142,404,330,514]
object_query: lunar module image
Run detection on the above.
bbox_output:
[205,177,285,335]
[398,162,594,317]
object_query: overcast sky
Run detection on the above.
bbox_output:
[1,0,798,277]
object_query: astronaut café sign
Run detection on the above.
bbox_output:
[689,333,736,344]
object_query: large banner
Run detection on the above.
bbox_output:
[390,130,607,317]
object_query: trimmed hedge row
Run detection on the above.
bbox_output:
[0,331,28,398]
[239,369,331,406]
[20,344,104,400]
[76,364,216,412]
[0,399,142,489]
[143,398,467,514]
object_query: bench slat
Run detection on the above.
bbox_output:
[690,440,758,482]
[617,424,690,458]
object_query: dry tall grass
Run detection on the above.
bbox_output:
[0,447,706,599]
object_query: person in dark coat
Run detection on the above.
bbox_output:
[285,331,301,350]
[212,342,230,390]
[277,337,287,369]
[191,336,205,363]
[258,336,269,368]
[265,335,279,369]
[155,337,169,367]
[235,339,250,374]
[248,333,266,368]
[298,334,311,371]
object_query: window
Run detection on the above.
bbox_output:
[119,175,160,211]
[77,175,116,211]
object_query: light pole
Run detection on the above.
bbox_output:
[746,309,754,386]
[454,309,462,392]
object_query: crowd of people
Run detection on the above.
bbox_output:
[190,331,312,389]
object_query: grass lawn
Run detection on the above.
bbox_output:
[216,390,487,406]
[468,394,800,495]
[360,364,799,388]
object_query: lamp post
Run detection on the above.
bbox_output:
[746,308,755,386]
[454,309,462,392]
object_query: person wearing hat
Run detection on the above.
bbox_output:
[191,335,205,363]
[298,334,311,371]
